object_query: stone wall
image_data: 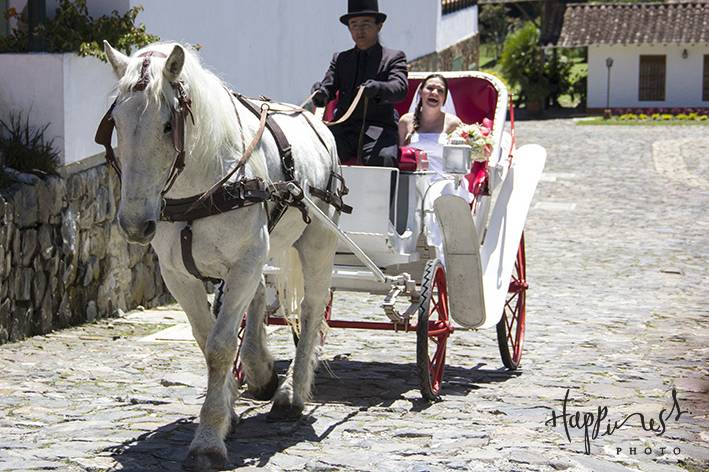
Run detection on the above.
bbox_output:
[0,162,171,345]
[409,34,480,72]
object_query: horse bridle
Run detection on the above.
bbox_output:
[94,51,194,196]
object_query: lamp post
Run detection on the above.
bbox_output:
[604,57,614,119]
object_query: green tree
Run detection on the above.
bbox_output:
[0,0,158,61]
[479,3,508,58]
[500,22,548,106]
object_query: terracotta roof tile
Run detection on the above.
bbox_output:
[557,2,709,47]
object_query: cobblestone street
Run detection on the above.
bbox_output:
[0,119,707,471]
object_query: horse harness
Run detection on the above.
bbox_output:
[95,51,352,284]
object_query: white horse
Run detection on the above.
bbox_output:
[102,41,340,468]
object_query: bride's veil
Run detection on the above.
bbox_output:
[407,82,458,116]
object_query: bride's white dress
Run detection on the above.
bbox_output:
[411,131,475,267]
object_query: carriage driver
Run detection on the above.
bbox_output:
[311,0,408,167]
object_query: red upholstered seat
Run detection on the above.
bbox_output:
[395,76,498,126]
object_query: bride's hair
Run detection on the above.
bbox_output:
[406,73,450,145]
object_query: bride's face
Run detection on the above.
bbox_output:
[420,78,447,110]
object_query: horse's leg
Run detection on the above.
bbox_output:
[269,220,337,420]
[187,250,265,467]
[240,278,279,399]
[160,267,213,355]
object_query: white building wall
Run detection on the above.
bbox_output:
[62,54,117,164]
[437,5,478,52]
[9,0,448,102]
[129,0,440,103]
[0,53,65,158]
[0,53,117,165]
[588,44,709,109]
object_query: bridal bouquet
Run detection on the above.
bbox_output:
[448,118,494,161]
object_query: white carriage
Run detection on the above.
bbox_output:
[261,71,546,400]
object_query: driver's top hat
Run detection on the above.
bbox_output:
[340,0,387,25]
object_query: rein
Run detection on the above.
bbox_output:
[301,86,366,127]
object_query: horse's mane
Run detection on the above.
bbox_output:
[117,42,268,182]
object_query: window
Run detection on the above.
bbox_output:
[639,55,666,101]
[702,55,709,102]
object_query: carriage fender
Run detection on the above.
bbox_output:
[478,143,546,329]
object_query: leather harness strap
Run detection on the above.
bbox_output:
[180,225,221,285]
[161,178,271,222]
[235,94,296,181]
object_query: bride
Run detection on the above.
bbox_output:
[398,73,462,176]
[398,74,471,266]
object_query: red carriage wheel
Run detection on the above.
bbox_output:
[496,233,528,370]
[416,259,451,401]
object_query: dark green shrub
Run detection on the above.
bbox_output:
[0,0,158,61]
[0,112,60,181]
[544,50,573,108]
[500,22,548,105]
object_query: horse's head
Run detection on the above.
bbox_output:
[104,41,189,245]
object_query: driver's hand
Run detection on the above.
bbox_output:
[361,80,381,99]
[310,82,329,107]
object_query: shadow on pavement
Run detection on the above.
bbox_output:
[106,359,520,470]
[313,359,521,409]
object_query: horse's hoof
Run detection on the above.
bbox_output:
[184,448,227,471]
[267,403,304,422]
[248,369,279,401]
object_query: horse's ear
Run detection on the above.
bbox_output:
[104,40,129,78]
[163,45,185,82]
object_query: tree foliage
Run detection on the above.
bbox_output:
[479,4,508,57]
[500,22,548,104]
[0,0,158,61]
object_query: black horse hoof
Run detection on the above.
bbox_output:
[183,449,227,471]
[248,369,279,401]
[266,403,304,422]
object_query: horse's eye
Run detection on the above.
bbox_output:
[163,122,172,134]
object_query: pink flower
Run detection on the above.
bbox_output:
[480,126,490,137]
[482,118,493,129]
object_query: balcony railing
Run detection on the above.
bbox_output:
[441,0,477,16]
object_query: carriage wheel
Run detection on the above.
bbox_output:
[496,233,527,370]
[416,259,451,401]
[291,289,333,347]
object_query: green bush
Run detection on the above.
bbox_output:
[568,63,588,108]
[699,115,708,121]
[661,114,673,121]
[651,113,661,120]
[544,51,573,107]
[0,0,158,61]
[500,22,548,105]
[676,113,688,120]
[0,112,60,183]
[638,113,648,120]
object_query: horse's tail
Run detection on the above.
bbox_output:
[273,248,304,326]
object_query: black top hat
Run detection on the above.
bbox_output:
[340,0,387,25]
